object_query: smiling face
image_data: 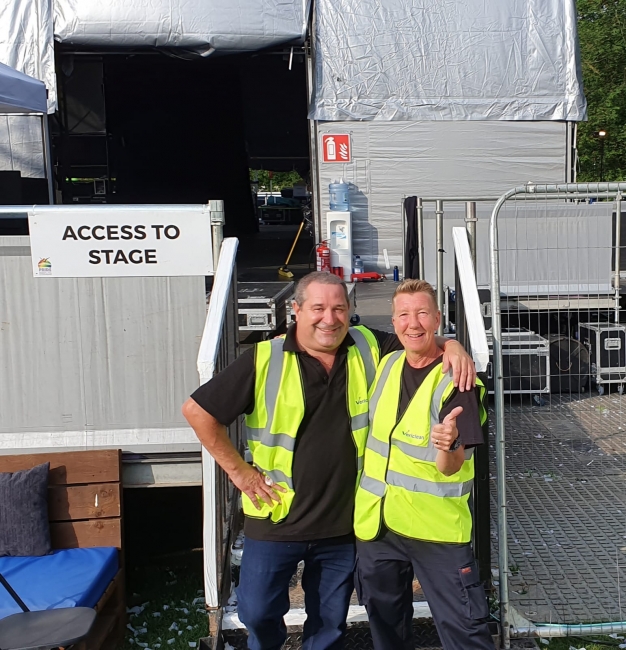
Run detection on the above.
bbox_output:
[293,281,350,353]
[392,291,441,360]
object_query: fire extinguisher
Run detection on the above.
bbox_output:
[316,241,331,272]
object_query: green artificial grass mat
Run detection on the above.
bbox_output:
[121,550,208,650]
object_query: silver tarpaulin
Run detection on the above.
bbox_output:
[316,119,572,276]
[311,0,586,121]
[54,0,309,52]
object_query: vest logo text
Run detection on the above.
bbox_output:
[401,431,425,441]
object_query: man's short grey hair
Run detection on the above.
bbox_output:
[294,271,349,307]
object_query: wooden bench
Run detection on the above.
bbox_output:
[0,449,126,650]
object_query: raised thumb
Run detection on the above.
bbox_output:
[443,406,464,424]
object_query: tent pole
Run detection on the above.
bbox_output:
[41,113,55,204]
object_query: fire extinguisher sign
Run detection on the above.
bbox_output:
[322,134,351,163]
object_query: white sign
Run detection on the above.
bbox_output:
[28,207,213,278]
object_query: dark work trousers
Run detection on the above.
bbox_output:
[356,530,494,650]
[237,537,356,650]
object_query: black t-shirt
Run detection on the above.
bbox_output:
[399,356,485,448]
[189,326,483,541]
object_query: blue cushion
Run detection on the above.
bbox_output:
[0,547,118,620]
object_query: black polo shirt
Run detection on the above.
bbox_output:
[190,326,484,542]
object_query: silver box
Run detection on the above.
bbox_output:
[238,281,294,331]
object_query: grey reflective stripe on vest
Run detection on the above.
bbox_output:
[357,455,364,472]
[386,470,473,498]
[368,351,403,421]
[350,327,377,387]
[392,438,438,462]
[429,372,454,429]
[351,412,369,432]
[366,435,389,457]
[430,373,475,460]
[392,438,475,462]
[244,338,297,453]
[247,430,296,448]
[360,474,386,498]
[255,466,294,489]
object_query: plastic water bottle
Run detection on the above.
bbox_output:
[329,179,350,211]
[231,533,244,585]
[353,255,364,275]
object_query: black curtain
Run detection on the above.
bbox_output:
[404,196,419,279]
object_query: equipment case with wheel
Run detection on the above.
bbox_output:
[579,322,626,394]
[486,330,550,396]
[238,282,294,331]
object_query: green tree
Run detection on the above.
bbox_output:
[250,169,304,192]
[577,0,626,181]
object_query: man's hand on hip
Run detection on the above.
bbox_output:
[182,397,286,509]
[230,464,286,510]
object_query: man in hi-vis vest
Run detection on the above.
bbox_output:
[183,272,475,650]
[354,279,494,650]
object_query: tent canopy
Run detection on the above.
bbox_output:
[0,62,47,114]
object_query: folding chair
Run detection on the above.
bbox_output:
[0,572,96,650]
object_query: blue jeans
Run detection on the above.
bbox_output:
[237,537,356,650]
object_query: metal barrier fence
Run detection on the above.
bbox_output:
[487,183,626,647]
[198,237,242,638]
[403,196,499,334]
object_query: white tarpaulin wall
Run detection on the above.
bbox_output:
[3,0,308,59]
[311,0,586,122]
[53,0,309,51]
[0,118,46,178]
[318,119,571,275]
[420,202,613,296]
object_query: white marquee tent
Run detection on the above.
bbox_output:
[0,61,53,202]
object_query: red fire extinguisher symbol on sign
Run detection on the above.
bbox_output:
[322,134,351,163]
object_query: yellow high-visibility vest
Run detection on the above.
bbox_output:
[243,326,380,522]
[354,351,487,543]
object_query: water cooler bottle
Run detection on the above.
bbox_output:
[327,180,352,279]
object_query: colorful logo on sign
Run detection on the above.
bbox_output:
[38,258,52,275]
[322,134,351,163]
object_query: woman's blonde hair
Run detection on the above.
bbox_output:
[392,279,438,311]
